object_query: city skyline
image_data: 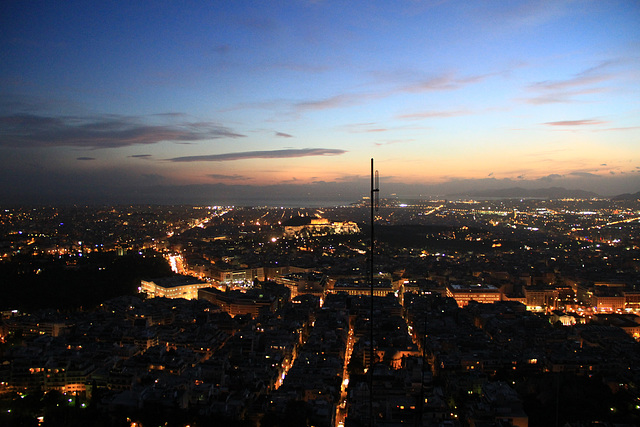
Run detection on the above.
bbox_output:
[1,1,639,205]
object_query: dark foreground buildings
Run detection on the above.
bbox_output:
[1,201,640,426]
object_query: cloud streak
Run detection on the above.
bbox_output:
[397,109,470,121]
[569,171,600,178]
[543,119,607,127]
[275,131,293,138]
[167,148,347,162]
[294,71,492,113]
[295,93,380,111]
[0,114,245,149]
[208,174,248,181]
[523,60,623,104]
[400,72,493,93]
[530,70,613,92]
[523,87,610,105]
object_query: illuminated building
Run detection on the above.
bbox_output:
[140,275,211,300]
[624,291,640,310]
[274,272,327,298]
[198,287,276,318]
[209,265,265,284]
[283,215,359,238]
[592,293,626,312]
[550,311,583,326]
[446,284,501,307]
[328,277,395,297]
[9,360,94,394]
[524,287,559,311]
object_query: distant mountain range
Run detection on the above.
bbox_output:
[447,186,600,199]
[611,191,640,201]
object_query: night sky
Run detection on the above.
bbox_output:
[1,1,639,205]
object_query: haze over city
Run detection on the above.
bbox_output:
[1,1,639,205]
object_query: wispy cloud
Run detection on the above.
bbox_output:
[275,131,294,138]
[530,70,613,92]
[340,122,385,133]
[151,112,187,118]
[592,126,640,132]
[0,114,245,149]
[208,174,248,181]
[570,171,600,178]
[523,60,621,104]
[272,62,331,73]
[374,139,414,147]
[76,157,95,161]
[401,72,493,93]
[543,119,607,127]
[167,148,347,162]
[294,71,491,113]
[397,109,470,121]
[494,0,573,31]
[129,154,153,159]
[295,93,380,111]
[524,87,610,105]
[313,174,366,184]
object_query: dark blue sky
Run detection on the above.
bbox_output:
[1,1,639,205]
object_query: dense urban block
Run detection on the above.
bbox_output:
[1,198,639,426]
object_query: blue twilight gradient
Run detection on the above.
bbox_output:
[1,1,639,205]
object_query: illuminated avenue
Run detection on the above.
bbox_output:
[1,197,640,426]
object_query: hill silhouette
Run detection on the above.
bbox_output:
[448,186,599,199]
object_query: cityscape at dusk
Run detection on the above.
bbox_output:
[2,1,640,427]
[1,199,640,426]
[1,1,640,205]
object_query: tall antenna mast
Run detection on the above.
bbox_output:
[370,158,379,426]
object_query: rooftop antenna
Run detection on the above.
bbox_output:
[370,158,379,426]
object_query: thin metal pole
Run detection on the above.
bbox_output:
[370,158,374,426]
[369,158,378,426]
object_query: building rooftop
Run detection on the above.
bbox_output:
[147,275,206,288]
[449,283,499,291]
